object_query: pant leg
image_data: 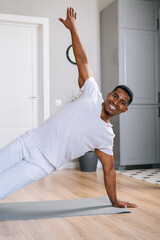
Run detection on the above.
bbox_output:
[20,132,55,174]
[0,136,24,174]
[0,159,48,199]
[0,133,55,199]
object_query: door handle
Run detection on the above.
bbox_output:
[31,96,39,99]
[158,106,160,118]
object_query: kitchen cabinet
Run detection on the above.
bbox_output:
[100,0,160,169]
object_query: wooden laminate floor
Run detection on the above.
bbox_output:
[0,168,159,240]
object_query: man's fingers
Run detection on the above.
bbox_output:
[129,203,138,208]
[72,8,75,17]
[71,7,73,16]
[120,203,127,208]
[125,202,138,208]
[68,7,76,18]
[69,7,72,17]
[114,202,126,208]
[67,7,70,18]
[58,18,65,24]
[114,200,138,208]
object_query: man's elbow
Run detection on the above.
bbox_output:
[76,55,89,65]
[102,163,115,175]
[103,167,116,182]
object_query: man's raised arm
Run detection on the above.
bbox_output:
[59,7,93,88]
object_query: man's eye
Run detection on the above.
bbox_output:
[121,101,126,105]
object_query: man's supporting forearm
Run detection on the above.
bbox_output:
[103,168,118,205]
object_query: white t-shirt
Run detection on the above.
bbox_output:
[28,77,115,169]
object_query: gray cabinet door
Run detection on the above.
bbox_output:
[119,0,157,30]
[120,105,159,165]
[118,0,160,166]
[119,29,159,104]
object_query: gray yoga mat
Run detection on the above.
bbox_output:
[0,196,130,221]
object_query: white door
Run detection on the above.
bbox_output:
[0,23,39,148]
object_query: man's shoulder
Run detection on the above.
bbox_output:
[81,77,103,97]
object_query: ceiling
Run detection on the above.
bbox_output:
[98,0,114,11]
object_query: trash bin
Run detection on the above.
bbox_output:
[79,151,98,172]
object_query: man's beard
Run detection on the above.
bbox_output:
[104,105,112,115]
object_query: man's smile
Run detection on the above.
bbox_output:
[109,104,117,111]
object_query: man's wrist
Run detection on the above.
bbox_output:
[109,196,118,205]
[112,199,119,206]
[70,25,78,33]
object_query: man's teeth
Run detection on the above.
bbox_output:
[110,104,116,110]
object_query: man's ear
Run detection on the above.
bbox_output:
[122,108,128,113]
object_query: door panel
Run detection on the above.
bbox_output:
[120,29,158,104]
[120,105,159,165]
[0,23,39,148]
[119,0,156,30]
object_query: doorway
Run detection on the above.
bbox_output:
[0,14,50,148]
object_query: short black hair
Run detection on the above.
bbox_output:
[111,85,134,105]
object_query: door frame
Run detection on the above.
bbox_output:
[0,13,50,122]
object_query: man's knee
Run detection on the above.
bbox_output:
[0,190,7,199]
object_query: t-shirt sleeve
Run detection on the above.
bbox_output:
[98,147,114,156]
[97,129,115,156]
[80,77,100,94]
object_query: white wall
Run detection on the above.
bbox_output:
[0,0,101,115]
[99,0,114,11]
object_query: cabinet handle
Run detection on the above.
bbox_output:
[158,92,160,104]
[157,19,159,30]
[159,107,160,118]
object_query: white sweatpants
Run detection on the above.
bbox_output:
[0,132,55,199]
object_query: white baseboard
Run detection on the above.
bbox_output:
[97,160,102,168]
[60,161,80,169]
[60,160,102,169]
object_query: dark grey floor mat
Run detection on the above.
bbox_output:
[0,196,130,221]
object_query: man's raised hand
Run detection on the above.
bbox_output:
[58,7,77,31]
